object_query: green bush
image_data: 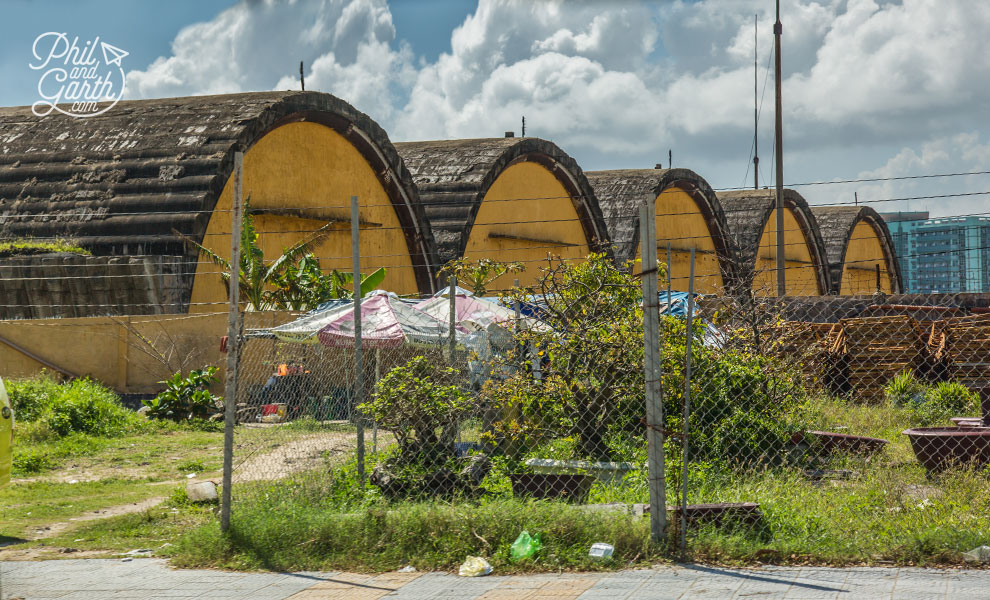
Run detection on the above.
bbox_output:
[6,374,141,438]
[882,374,978,426]
[360,356,471,468]
[885,371,925,407]
[916,381,979,426]
[144,367,221,422]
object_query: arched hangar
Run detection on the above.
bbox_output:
[811,206,902,295]
[394,137,610,291]
[587,168,733,294]
[0,91,439,315]
[717,189,830,296]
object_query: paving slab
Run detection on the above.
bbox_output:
[4,559,990,599]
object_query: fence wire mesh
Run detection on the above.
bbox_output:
[221,255,990,558]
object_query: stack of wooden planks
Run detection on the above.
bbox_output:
[776,322,837,386]
[830,315,928,403]
[931,314,990,395]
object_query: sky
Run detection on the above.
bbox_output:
[3,0,990,218]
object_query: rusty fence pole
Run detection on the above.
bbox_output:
[351,196,366,485]
[640,202,667,545]
[220,151,244,532]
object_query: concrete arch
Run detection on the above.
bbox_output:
[0,91,440,315]
[587,168,733,294]
[394,137,610,290]
[811,206,903,295]
[717,189,831,296]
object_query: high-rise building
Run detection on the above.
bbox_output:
[881,212,990,293]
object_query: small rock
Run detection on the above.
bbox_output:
[186,473,197,479]
[963,545,990,563]
[186,480,218,503]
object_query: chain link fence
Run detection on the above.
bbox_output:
[220,255,990,558]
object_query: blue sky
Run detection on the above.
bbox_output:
[3,0,990,215]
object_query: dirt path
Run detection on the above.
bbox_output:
[232,433,359,483]
[27,496,166,541]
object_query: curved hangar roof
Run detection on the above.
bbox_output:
[0,91,441,309]
[586,168,733,294]
[394,137,610,288]
[717,188,831,296]
[811,205,902,295]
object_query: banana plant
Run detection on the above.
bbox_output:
[179,197,334,311]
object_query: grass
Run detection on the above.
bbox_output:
[0,477,168,540]
[0,238,89,257]
[6,371,990,571]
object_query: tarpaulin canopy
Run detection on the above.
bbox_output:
[316,291,465,349]
[416,292,545,332]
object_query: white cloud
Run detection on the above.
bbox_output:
[123,0,990,212]
[126,0,410,123]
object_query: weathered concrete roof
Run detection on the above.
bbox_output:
[716,188,831,294]
[811,205,903,294]
[0,91,440,295]
[394,137,609,264]
[586,167,734,278]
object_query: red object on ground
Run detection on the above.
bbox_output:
[261,404,280,416]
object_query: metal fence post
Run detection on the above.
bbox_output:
[640,202,667,545]
[448,275,457,363]
[680,248,696,560]
[351,196,365,484]
[220,151,243,532]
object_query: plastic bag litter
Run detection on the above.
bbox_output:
[510,530,543,562]
[458,556,493,577]
[963,545,990,563]
[589,543,614,559]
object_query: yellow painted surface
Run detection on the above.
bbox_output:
[839,221,892,295]
[0,313,297,394]
[753,208,822,296]
[189,121,420,312]
[632,186,725,294]
[464,162,591,291]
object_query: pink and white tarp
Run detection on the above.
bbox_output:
[316,291,464,349]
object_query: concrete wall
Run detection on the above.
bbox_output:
[0,254,191,320]
[0,311,299,394]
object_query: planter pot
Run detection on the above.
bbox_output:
[510,473,594,503]
[903,427,990,473]
[790,431,888,457]
[523,458,637,485]
[950,417,985,428]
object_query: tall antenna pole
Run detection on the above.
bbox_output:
[753,14,759,190]
[521,116,526,137]
[300,61,305,91]
[774,0,785,296]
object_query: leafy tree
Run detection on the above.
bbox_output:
[441,258,523,296]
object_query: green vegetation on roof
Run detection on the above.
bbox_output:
[0,239,89,257]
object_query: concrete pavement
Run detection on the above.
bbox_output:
[2,558,988,599]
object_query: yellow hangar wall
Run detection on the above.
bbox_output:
[630,186,724,294]
[753,208,822,296]
[839,221,893,295]
[463,161,591,290]
[188,121,419,312]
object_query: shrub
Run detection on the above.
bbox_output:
[359,356,471,468]
[6,374,140,438]
[885,371,925,407]
[915,381,978,426]
[144,367,222,422]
